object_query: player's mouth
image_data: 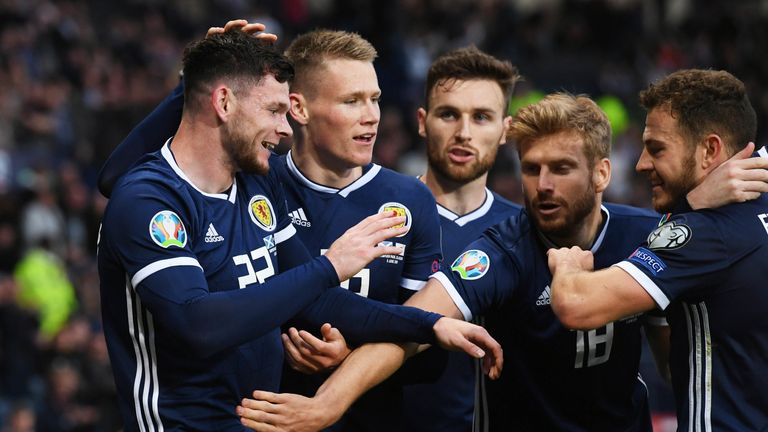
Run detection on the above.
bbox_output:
[262,141,277,152]
[353,133,376,144]
[448,147,475,163]
[536,201,562,215]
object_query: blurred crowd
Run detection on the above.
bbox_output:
[0,0,766,430]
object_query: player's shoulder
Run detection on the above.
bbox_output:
[604,202,659,220]
[373,166,436,204]
[376,166,431,191]
[484,210,532,250]
[113,152,184,200]
[489,191,522,213]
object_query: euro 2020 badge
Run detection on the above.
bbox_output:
[149,210,188,248]
[450,249,490,280]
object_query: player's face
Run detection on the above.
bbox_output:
[419,79,508,183]
[519,132,600,238]
[637,107,698,213]
[303,59,381,170]
[222,74,292,175]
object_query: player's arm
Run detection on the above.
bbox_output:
[398,186,442,302]
[547,246,657,330]
[686,142,768,210]
[237,279,486,431]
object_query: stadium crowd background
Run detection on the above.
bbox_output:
[0,0,766,430]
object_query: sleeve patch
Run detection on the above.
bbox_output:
[647,221,691,250]
[627,247,667,276]
[149,210,188,249]
[450,249,490,280]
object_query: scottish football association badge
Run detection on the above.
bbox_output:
[249,195,276,232]
[378,202,412,237]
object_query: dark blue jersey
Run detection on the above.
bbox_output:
[98,142,441,431]
[620,150,768,431]
[434,204,659,431]
[274,153,443,432]
[402,190,521,432]
[275,152,442,304]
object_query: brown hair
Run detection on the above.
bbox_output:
[425,46,520,110]
[639,69,756,155]
[509,92,611,164]
[284,29,377,95]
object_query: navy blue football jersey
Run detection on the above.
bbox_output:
[434,204,659,431]
[274,152,442,432]
[98,142,441,431]
[619,150,768,431]
[402,190,521,432]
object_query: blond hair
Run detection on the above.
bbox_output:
[509,93,611,164]
[284,29,377,95]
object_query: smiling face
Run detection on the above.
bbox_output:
[301,59,381,171]
[636,107,699,213]
[419,79,508,184]
[221,74,292,175]
[519,131,601,238]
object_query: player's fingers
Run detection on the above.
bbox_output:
[250,390,290,405]
[238,409,277,431]
[297,329,332,353]
[223,19,249,32]
[254,33,278,43]
[740,180,768,192]
[370,245,405,259]
[206,27,225,37]
[282,333,311,372]
[241,22,267,33]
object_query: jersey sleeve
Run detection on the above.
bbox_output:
[97,82,184,197]
[399,188,442,294]
[615,211,747,310]
[294,288,442,345]
[430,233,520,321]
[102,182,341,358]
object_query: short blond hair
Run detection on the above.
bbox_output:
[284,29,377,95]
[509,93,611,164]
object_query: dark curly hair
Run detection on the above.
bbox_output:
[182,29,294,113]
[639,69,756,155]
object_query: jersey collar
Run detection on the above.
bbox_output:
[161,138,237,203]
[286,150,381,198]
[436,188,495,227]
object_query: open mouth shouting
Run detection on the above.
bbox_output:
[354,133,376,144]
[262,141,277,152]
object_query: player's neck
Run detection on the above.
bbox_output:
[171,120,234,194]
[422,168,489,216]
[290,144,364,189]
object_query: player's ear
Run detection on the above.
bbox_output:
[499,115,513,146]
[593,157,611,193]
[700,133,726,171]
[289,93,309,125]
[211,85,234,122]
[416,108,427,138]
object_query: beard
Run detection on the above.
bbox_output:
[221,115,269,175]
[651,153,697,213]
[525,179,598,239]
[426,135,498,184]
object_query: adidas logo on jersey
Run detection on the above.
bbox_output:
[289,208,311,227]
[204,223,224,243]
[536,285,551,306]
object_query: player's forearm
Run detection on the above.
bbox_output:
[313,342,419,425]
[294,287,442,345]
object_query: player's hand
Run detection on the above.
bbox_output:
[238,391,335,432]
[546,246,594,275]
[324,211,408,282]
[282,323,352,374]
[686,142,768,209]
[432,317,503,380]
[206,19,278,43]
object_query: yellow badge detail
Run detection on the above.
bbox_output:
[378,202,412,237]
[248,195,276,232]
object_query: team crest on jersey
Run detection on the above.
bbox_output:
[450,250,490,280]
[378,202,412,237]
[149,210,187,249]
[248,195,276,232]
[647,221,691,250]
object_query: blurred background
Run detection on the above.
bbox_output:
[1,0,766,430]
